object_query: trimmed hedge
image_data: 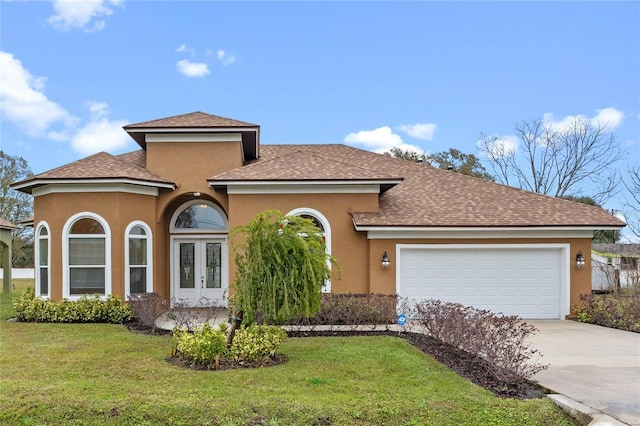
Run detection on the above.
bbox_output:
[13,287,132,324]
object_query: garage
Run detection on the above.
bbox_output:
[397,244,570,319]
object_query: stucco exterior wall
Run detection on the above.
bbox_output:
[368,237,592,317]
[226,192,378,294]
[34,191,157,301]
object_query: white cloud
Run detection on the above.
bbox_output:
[176,59,210,77]
[48,0,124,32]
[478,134,519,159]
[70,102,129,155]
[0,51,77,136]
[344,126,423,154]
[398,122,437,141]
[543,107,624,133]
[217,50,236,66]
[176,44,187,53]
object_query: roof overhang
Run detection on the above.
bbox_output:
[209,179,402,194]
[125,127,260,162]
[354,223,624,240]
[12,178,176,195]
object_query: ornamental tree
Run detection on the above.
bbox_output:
[230,210,337,325]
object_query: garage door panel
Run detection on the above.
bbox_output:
[399,246,563,319]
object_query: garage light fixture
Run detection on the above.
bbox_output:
[576,251,586,269]
[381,251,391,269]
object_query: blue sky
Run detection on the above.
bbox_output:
[1,1,638,225]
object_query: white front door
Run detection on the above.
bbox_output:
[173,238,227,307]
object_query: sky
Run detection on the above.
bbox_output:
[0,1,639,235]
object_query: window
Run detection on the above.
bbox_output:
[287,208,332,293]
[63,213,111,299]
[125,222,153,296]
[35,223,50,298]
[171,201,228,232]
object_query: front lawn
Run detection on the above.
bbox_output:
[0,322,572,425]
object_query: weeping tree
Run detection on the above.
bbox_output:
[230,210,337,328]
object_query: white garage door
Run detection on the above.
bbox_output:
[398,245,568,319]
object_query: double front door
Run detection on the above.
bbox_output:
[173,238,227,307]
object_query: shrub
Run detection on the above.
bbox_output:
[13,287,132,324]
[128,292,164,330]
[174,323,229,366]
[410,299,547,383]
[574,294,640,332]
[173,323,286,368]
[229,325,287,364]
[282,293,398,331]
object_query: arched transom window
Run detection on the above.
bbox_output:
[171,201,228,233]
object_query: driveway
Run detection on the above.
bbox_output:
[527,320,640,425]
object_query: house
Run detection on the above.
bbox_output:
[592,244,640,291]
[0,218,18,294]
[12,112,626,319]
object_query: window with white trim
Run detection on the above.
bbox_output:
[287,208,332,293]
[170,201,228,233]
[35,223,50,298]
[63,213,111,298]
[125,222,153,296]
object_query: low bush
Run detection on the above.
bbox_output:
[410,299,547,383]
[282,293,397,331]
[128,292,164,330]
[13,287,132,324]
[173,323,286,369]
[229,325,287,364]
[574,294,640,332]
[174,323,229,365]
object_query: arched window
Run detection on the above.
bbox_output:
[35,222,50,298]
[63,213,111,299]
[287,208,332,293]
[125,221,153,296]
[170,201,228,233]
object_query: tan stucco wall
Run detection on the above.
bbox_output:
[147,141,241,216]
[368,237,592,317]
[226,192,379,294]
[34,191,158,301]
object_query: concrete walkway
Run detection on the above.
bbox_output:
[528,320,640,426]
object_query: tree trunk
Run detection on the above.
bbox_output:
[226,310,244,348]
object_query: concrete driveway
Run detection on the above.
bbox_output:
[527,320,640,425]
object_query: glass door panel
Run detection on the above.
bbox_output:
[205,243,221,289]
[179,242,195,289]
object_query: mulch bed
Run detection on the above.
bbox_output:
[126,320,546,399]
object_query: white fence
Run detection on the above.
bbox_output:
[0,268,35,279]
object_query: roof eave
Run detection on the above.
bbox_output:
[12,178,177,194]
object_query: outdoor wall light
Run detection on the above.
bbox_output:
[576,251,586,269]
[381,251,391,269]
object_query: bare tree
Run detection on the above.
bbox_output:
[622,165,640,238]
[478,116,623,204]
[0,151,34,266]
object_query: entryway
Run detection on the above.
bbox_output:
[172,238,228,307]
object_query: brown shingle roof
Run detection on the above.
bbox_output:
[123,111,258,129]
[254,145,625,228]
[12,151,175,193]
[0,218,17,229]
[209,149,402,183]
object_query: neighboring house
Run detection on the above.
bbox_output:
[592,244,640,291]
[12,112,626,319]
[0,218,18,294]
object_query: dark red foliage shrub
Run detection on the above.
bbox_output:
[410,299,548,383]
[281,293,398,331]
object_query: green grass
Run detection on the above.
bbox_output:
[0,278,32,320]
[0,320,572,426]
